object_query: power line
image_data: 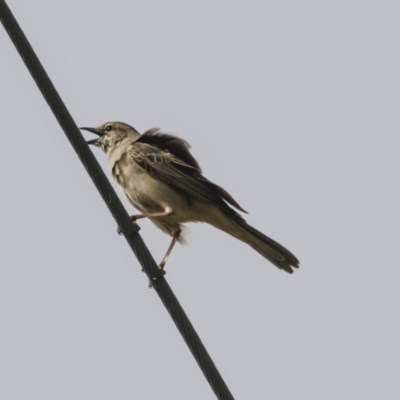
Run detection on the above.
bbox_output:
[0,1,235,399]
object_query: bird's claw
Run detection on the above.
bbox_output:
[146,267,166,289]
[116,215,140,235]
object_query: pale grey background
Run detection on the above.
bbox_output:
[1,1,399,399]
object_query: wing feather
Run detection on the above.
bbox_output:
[129,130,247,214]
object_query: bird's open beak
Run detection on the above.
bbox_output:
[80,127,102,145]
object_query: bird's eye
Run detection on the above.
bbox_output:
[105,125,112,132]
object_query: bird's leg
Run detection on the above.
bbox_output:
[130,209,173,221]
[117,208,173,235]
[159,229,181,270]
[147,229,181,289]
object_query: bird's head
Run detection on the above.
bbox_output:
[81,122,140,154]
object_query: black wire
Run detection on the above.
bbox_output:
[0,2,235,399]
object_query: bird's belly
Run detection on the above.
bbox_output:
[115,165,194,221]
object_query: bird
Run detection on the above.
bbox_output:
[81,122,299,273]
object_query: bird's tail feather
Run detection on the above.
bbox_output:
[236,221,299,273]
[204,208,299,273]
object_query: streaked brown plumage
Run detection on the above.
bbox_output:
[81,122,299,273]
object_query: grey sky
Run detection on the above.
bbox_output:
[1,1,399,399]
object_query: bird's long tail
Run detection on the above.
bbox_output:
[203,207,299,273]
[236,220,299,273]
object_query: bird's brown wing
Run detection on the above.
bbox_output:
[129,129,247,214]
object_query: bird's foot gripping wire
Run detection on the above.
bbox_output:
[116,215,141,235]
[117,210,172,235]
[147,267,166,289]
